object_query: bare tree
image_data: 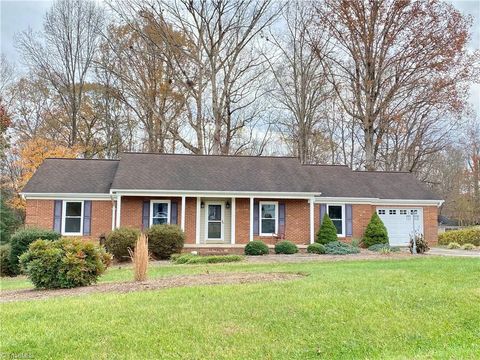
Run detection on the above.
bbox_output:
[16,0,104,147]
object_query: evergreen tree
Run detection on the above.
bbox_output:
[363,213,389,247]
[316,213,338,244]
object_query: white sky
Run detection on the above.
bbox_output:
[1,0,479,114]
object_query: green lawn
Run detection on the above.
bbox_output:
[1,257,479,359]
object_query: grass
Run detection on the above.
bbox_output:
[1,257,479,359]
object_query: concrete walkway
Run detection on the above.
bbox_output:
[429,247,480,258]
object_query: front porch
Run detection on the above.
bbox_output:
[112,192,318,246]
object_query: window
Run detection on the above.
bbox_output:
[259,201,278,236]
[400,210,407,215]
[327,204,344,236]
[62,201,83,235]
[150,200,170,226]
[389,209,396,215]
[378,209,385,215]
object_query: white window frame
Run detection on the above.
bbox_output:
[62,200,84,236]
[327,204,345,237]
[259,201,279,236]
[205,201,225,241]
[150,200,171,227]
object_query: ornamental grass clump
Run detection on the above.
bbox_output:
[317,214,338,244]
[128,233,149,282]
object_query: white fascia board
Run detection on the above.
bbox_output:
[110,189,320,199]
[314,197,443,207]
[20,193,112,200]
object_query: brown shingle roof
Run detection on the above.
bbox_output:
[22,153,440,200]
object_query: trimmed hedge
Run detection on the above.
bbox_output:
[147,224,185,260]
[19,238,112,289]
[105,227,141,262]
[307,243,326,254]
[324,241,360,255]
[172,254,243,264]
[438,227,480,246]
[9,228,61,274]
[317,214,338,244]
[244,240,269,256]
[363,213,389,248]
[274,240,298,254]
[0,244,13,277]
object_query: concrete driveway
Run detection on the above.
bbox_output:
[429,247,480,258]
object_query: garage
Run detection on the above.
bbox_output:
[376,208,424,246]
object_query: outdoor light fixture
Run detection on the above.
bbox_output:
[201,201,205,208]
[226,201,231,209]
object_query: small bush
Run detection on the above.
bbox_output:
[244,240,269,256]
[447,242,461,249]
[351,238,362,248]
[438,227,480,246]
[409,234,429,254]
[316,214,338,244]
[0,244,13,277]
[461,243,476,251]
[9,228,61,274]
[19,238,112,289]
[307,243,326,254]
[368,243,400,252]
[172,254,243,264]
[147,224,185,260]
[105,227,140,262]
[363,213,389,248]
[274,240,298,254]
[324,241,360,255]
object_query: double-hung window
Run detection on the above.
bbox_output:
[259,201,278,236]
[62,201,84,235]
[327,204,345,237]
[150,200,170,226]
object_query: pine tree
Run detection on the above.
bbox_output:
[316,213,338,244]
[363,213,389,247]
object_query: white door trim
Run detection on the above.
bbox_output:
[205,201,225,241]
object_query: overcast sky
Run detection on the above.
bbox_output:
[1,0,479,114]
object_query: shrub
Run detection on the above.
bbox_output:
[19,238,112,289]
[351,238,362,248]
[461,243,476,251]
[128,233,149,281]
[105,227,140,262]
[9,228,61,274]
[316,214,338,244]
[0,196,21,244]
[438,227,480,246]
[274,240,298,254]
[409,234,429,254]
[324,241,360,255]
[447,242,461,249]
[147,224,185,260]
[0,244,13,277]
[307,243,326,254]
[368,243,400,252]
[172,254,243,264]
[244,240,269,256]
[363,213,389,248]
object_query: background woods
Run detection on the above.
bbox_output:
[1,0,479,226]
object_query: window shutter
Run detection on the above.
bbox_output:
[83,200,92,236]
[142,201,150,230]
[170,201,178,224]
[346,204,353,237]
[278,202,286,236]
[53,200,62,233]
[253,200,259,236]
[320,204,326,224]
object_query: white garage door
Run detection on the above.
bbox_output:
[376,208,423,246]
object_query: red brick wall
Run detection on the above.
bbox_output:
[423,206,438,244]
[235,198,250,244]
[25,200,54,230]
[184,197,196,244]
[91,201,113,238]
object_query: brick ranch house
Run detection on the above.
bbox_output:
[21,153,442,252]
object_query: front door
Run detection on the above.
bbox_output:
[206,202,224,241]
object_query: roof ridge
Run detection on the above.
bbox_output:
[353,170,412,174]
[45,157,119,161]
[120,152,298,159]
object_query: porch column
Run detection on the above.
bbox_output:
[231,197,236,244]
[181,195,186,231]
[309,198,315,244]
[111,200,116,230]
[195,197,201,244]
[116,194,122,228]
[249,197,254,242]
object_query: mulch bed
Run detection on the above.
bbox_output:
[0,272,304,303]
